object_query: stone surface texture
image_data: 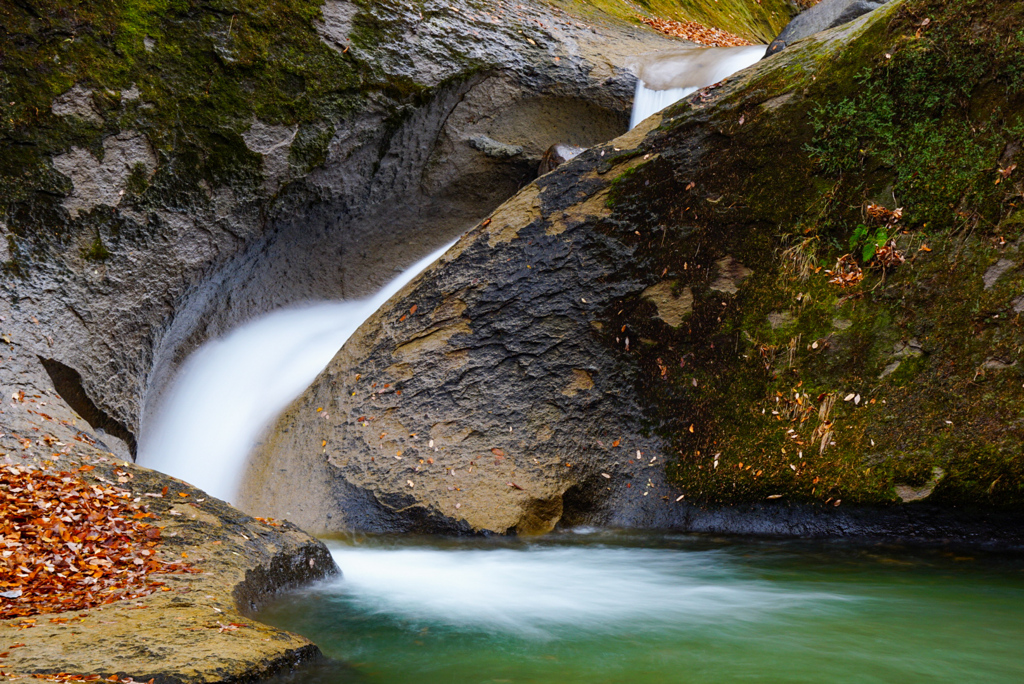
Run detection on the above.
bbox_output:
[766,0,891,54]
[1,0,685,455]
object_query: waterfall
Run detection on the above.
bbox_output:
[630,83,699,130]
[137,239,457,503]
[629,45,767,129]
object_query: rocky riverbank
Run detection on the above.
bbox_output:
[0,353,336,681]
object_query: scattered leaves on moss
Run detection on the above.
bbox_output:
[637,15,753,47]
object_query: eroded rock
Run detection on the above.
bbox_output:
[50,84,102,124]
[0,343,337,681]
[51,132,157,218]
[3,0,684,444]
[709,256,752,294]
[642,282,694,328]
[240,0,1024,540]
[242,120,299,192]
[984,258,1015,289]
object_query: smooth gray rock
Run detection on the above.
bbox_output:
[50,84,103,124]
[766,0,891,56]
[468,134,524,159]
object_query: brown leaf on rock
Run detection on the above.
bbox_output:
[825,254,864,287]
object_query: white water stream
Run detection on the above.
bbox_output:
[313,540,844,638]
[137,240,456,503]
[630,45,766,129]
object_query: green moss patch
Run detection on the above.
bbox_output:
[599,0,1024,509]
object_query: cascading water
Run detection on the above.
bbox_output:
[139,44,769,505]
[137,239,456,503]
[629,45,767,129]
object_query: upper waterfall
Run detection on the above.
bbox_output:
[630,45,766,129]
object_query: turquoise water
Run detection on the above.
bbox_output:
[258,532,1024,683]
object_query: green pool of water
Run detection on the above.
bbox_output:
[257,531,1024,683]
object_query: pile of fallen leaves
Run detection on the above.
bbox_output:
[872,240,906,269]
[637,16,753,47]
[825,254,864,287]
[865,203,903,226]
[0,464,197,619]
[2,675,154,683]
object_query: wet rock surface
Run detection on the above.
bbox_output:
[243,0,1024,544]
[1,0,684,447]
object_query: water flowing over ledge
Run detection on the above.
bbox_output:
[138,240,457,502]
[630,45,766,129]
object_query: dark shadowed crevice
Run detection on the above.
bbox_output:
[558,480,606,529]
[39,357,138,458]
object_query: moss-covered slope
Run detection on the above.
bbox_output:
[626,0,1024,510]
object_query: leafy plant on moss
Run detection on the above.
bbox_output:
[804,74,896,176]
[804,5,1023,234]
[849,223,888,262]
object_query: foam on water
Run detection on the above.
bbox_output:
[320,543,843,638]
[137,240,456,502]
[629,45,766,129]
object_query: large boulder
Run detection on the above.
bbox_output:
[241,0,1024,542]
[766,0,892,55]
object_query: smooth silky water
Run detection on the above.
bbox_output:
[629,46,766,129]
[258,532,1024,684]
[137,240,455,502]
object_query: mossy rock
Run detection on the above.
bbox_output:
[241,0,1024,539]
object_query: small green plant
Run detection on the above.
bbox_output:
[849,223,888,262]
[82,232,111,262]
